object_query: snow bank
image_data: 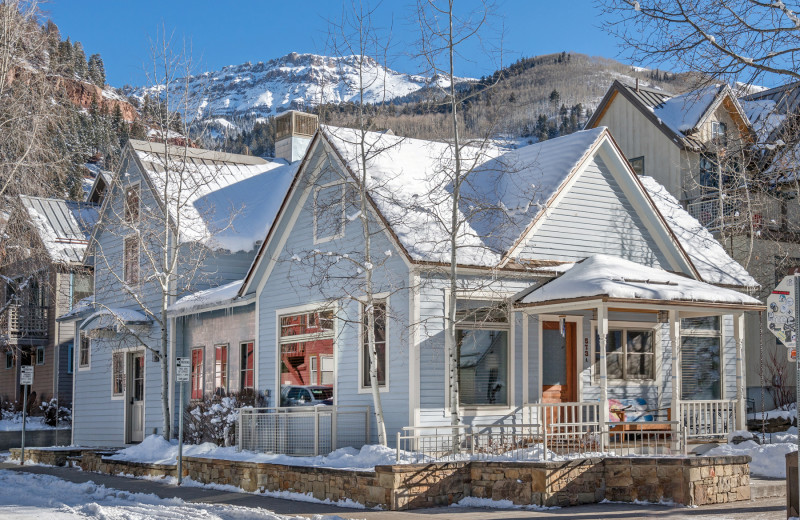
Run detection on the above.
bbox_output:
[705,440,797,478]
[108,435,399,471]
[0,469,349,519]
[0,416,59,432]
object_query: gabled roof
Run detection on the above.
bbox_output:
[587,80,751,151]
[19,195,99,265]
[515,254,761,308]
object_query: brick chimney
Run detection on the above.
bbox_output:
[274,110,318,162]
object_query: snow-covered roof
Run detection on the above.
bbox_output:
[652,84,722,135]
[167,280,253,316]
[323,125,606,266]
[639,176,758,288]
[55,296,95,322]
[80,307,151,331]
[19,195,99,265]
[516,254,761,307]
[129,140,297,253]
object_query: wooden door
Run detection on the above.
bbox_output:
[541,321,576,403]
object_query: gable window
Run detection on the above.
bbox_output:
[5,351,12,370]
[361,300,387,388]
[279,309,334,387]
[240,342,254,390]
[594,327,655,380]
[71,273,93,309]
[111,351,125,396]
[455,300,509,406]
[36,346,45,365]
[191,347,204,400]
[124,185,140,224]
[214,344,228,395]
[314,183,345,243]
[681,316,721,400]
[124,236,139,285]
[711,121,728,147]
[629,156,645,176]
[79,333,90,368]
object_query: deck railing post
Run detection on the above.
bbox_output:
[313,406,320,456]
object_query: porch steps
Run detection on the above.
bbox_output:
[750,477,785,499]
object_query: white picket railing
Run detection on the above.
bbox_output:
[679,400,737,441]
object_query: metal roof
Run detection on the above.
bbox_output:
[19,195,99,265]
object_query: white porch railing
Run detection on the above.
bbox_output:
[237,405,370,456]
[524,402,602,457]
[679,400,737,441]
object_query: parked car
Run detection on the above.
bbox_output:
[280,385,333,407]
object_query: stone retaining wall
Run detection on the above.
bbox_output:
[79,453,751,510]
[9,447,88,467]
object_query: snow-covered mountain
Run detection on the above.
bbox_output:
[129,52,465,131]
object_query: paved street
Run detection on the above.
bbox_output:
[0,462,787,519]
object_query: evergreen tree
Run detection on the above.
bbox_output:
[88,54,105,87]
[72,41,87,79]
[58,37,73,75]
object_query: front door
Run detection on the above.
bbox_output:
[541,321,577,403]
[127,352,145,443]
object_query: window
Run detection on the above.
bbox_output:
[191,348,204,400]
[214,345,228,395]
[681,316,721,400]
[124,185,140,223]
[36,346,44,365]
[112,351,125,396]
[124,237,139,285]
[279,309,334,386]
[71,273,93,309]
[361,300,387,388]
[79,333,90,368]
[455,300,509,406]
[595,327,655,380]
[629,156,645,176]
[240,342,254,390]
[67,343,74,374]
[314,184,345,243]
[5,351,12,370]
[711,121,728,147]
[699,153,738,191]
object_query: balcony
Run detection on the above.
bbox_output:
[686,192,787,233]
[1,305,48,343]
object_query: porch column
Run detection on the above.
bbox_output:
[669,310,680,432]
[733,313,746,430]
[597,304,608,449]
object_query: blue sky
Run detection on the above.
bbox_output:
[43,1,624,87]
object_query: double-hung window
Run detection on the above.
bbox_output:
[79,333,90,368]
[191,348,204,400]
[240,342,254,390]
[111,351,125,396]
[124,236,139,285]
[681,317,722,400]
[595,327,655,380]
[361,300,387,388]
[455,300,509,406]
[279,309,334,386]
[214,344,228,395]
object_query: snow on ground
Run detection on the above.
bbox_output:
[0,416,60,431]
[747,408,796,422]
[0,470,347,520]
[706,440,797,478]
[452,496,557,511]
[108,434,399,470]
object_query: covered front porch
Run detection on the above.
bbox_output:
[514,255,764,454]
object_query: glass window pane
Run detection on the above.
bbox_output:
[457,329,508,406]
[627,353,653,379]
[607,352,624,379]
[681,336,721,399]
[455,299,507,323]
[544,328,568,385]
[681,316,720,332]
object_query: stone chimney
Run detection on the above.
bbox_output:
[274,110,318,162]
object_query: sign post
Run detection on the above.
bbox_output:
[767,274,800,509]
[175,356,190,485]
[19,365,33,466]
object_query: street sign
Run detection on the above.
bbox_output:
[767,274,797,349]
[176,357,190,382]
[790,349,797,362]
[20,365,33,385]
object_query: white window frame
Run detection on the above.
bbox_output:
[36,346,45,365]
[450,296,513,412]
[358,294,390,393]
[313,181,346,245]
[591,320,661,387]
[275,301,337,405]
[78,332,91,370]
[123,235,140,286]
[680,315,725,400]
[111,350,125,398]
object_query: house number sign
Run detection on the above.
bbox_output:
[583,337,589,364]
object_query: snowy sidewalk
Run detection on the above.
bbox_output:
[0,461,790,520]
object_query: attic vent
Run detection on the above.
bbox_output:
[275,111,318,140]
